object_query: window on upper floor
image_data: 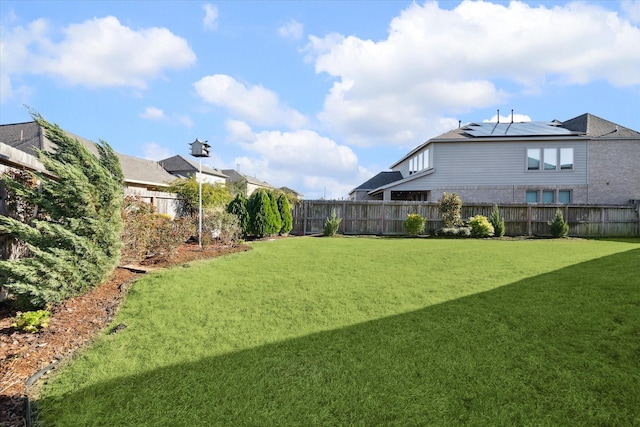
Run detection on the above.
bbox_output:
[527,149,541,170]
[560,148,573,170]
[408,148,430,175]
[527,148,573,172]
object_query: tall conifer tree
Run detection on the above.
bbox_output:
[0,114,124,306]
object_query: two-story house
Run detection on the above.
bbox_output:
[350,113,640,206]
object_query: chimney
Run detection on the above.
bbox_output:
[511,109,514,123]
[497,109,500,123]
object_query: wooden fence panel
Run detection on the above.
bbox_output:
[292,201,639,237]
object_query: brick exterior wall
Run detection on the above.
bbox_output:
[588,140,640,205]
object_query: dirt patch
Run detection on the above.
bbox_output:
[0,242,250,427]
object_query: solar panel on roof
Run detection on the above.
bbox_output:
[461,121,580,138]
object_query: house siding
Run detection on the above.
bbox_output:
[390,140,589,203]
[587,139,640,205]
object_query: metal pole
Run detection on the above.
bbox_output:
[199,157,203,249]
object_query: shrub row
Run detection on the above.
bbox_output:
[227,189,293,238]
[403,195,568,238]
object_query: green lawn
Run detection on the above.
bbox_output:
[36,237,640,426]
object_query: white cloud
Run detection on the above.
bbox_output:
[278,20,303,40]
[140,106,193,127]
[203,4,218,31]
[622,0,640,24]
[140,106,166,121]
[193,74,308,128]
[225,120,363,199]
[305,0,640,147]
[0,16,196,90]
[142,142,173,161]
[483,112,532,123]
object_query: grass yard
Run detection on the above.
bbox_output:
[36,237,640,426]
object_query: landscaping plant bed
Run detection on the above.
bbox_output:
[0,242,249,427]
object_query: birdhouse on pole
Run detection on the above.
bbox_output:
[190,138,210,158]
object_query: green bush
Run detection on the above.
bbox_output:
[0,114,124,307]
[439,193,463,227]
[277,193,293,235]
[227,193,249,237]
[488,205,505,237]
[548,209,569,238]
[268,191,282,236]
[248,189,281,238]
[323,209,342,237]
[13,309,51,333]
[167,177,233,217]
[404,214,426,236]
[468,215,495,237]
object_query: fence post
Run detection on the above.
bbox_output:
[303,200,307,236]
[342,201,347,234]
[527,205,532,236]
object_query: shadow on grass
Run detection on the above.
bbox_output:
[36,249,640,426]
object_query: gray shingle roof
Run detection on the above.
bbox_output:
[561,113,640,138]
[159,155,228,179]
[353,171,403,191]
[0,121,176,187]
[222,169,274,188]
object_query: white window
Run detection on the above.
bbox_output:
[527,149,541,170]
[544,148,557,170]
[560,148,574,170]
[527,148,573,172]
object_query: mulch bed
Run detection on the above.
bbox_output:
[0,242,250,427]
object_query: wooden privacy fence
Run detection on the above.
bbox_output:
[292,200,640,237]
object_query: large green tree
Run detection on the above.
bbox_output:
[167,177,233,217]
[0,114,124,307]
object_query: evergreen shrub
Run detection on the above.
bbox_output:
[227,193,250,237]
[323,209,342,236]
[489,205,506,237]
[548,209,569,238]
[277,193,293,235]
[0,114,124,307]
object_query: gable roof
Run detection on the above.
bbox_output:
[159,155,228,179]
[351,171,403,193]
[222,169,274,188]
[0,121,176,187]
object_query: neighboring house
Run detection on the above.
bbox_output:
[0,121,180,215]
[159,155,228,185]
[222,169,275,196]
[350,113,640,206]
[279,186,304,200]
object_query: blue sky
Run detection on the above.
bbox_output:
[1,1,639,199]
